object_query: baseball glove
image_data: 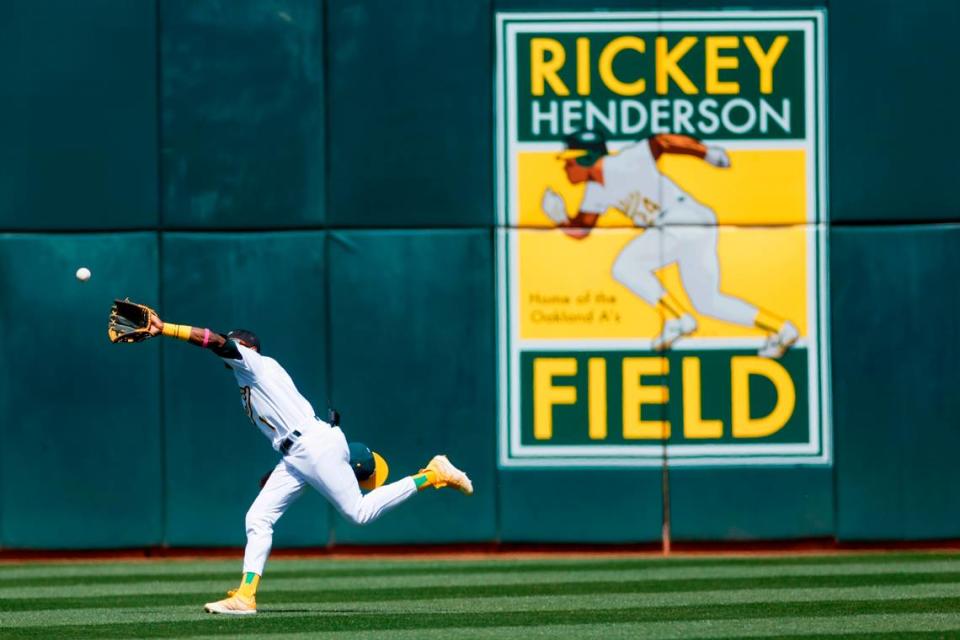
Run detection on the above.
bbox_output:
[107,298,158,343]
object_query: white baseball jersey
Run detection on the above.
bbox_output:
[579,141,692,225]
[223,343,322,451]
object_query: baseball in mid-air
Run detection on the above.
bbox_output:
[75,267,91,282]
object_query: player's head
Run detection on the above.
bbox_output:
[557,130,607,182]
[348,441,389,491]
[227,329,260,353]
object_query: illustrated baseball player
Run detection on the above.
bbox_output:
[107,300,473,615]
[542,130,798,358]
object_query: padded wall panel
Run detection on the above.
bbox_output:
[655,0,822,6]
[0,234,162,547]
[162,232,331,546]
[162,0,325,228]
[670,468,833,540]
[830,1,960,221]
[327,230,496,543]
[495,0,818,7]
[832,225,960,539]
[494,0,654,8]
[0,0,158,229]
[499,470,663,543]
[326,0,492,227]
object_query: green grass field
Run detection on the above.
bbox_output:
[2,552,960,639]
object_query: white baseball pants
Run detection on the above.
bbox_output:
[242,426,417,576]
[611,201,759,328]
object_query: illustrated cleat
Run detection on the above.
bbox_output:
[758,320,799,359]
[204,592,257,615]
[652,313,697,351]
[421,455,473,495]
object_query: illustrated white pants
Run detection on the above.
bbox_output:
[611,202,758,328]
[242,426,417,576]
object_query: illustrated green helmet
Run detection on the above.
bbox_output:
[556,129,608,167]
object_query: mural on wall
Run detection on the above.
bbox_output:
[496,10,828,467]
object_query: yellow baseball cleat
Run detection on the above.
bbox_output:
[421,455,473,495]
[203,591,257,615]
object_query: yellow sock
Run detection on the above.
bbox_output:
[237,572,260,598]
[657,292,687,319]
[754,309,785,333]
[413,470,438,490]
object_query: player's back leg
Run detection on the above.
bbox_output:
[290,428,472,526]
[291,428,419,526]
[675,223,798,358]
[675,225,758,327]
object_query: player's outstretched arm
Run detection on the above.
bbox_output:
[649,134,730,168]
[148,313,241,358]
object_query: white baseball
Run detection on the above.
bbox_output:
[75,267,91,282]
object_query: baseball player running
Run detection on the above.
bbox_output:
[107,300,473,615]
[541,129,798,358]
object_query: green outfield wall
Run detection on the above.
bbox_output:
[0,0,958,549]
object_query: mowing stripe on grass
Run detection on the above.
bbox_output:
[130,613,960,640]
[7,555,960,588]
[4,582,960,629]
[4,571,960,612]
[4,560,960,600]
[2,553,956,581]
[7,597,960,639]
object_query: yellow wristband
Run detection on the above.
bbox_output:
[162,323,193,341]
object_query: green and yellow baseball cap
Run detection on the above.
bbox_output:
[348,442,389,491]
[556,129,608,166]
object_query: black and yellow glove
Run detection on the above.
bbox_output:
[107,298,158,343]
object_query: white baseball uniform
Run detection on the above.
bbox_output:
[582,141,758,328]
[225,344,417,576]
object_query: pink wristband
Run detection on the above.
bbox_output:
[202,328,211,347]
